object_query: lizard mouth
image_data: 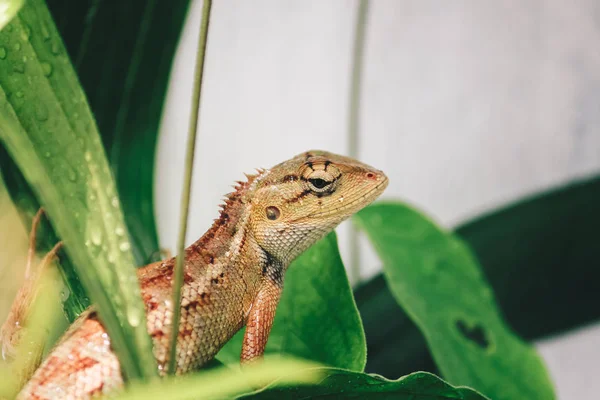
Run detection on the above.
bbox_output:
[308,175,389,218]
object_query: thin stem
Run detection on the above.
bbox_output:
[168,0,212,375]
[348,0,369,284]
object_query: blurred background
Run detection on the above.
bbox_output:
[153,1,600,399]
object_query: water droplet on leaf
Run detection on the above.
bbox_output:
[90,228,102,246]
[127,307,141,327]
[59,287,70,302]
[34,104,49,121]
[12,43,20,51]
[50,42,60,55]
[41,61,52,77]
[119,241,131,252]
[0,47,6,59]
[21,24,31,40]
[67,168,77,182]
[13,62,25,74]
[12,63,24,73]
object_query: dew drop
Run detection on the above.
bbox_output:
[44,151,51,158]
[127,307,141,327]
[41,22,50,41]
[14,91,23,98]
[67,168,77,182]
[84,151,92,162]
[41,61,52,77]
[21,24,31,40]
[90,228,102,246]
[107,252,116,264]
[34,104,49,121]
[12,43,20,51]
[115,226,125,237]
[111,197,119,208]
[59,287,70,302]
[119,241,131,252]
[0,47,6,60]
[50,42,60,55]
[12,63,24,74]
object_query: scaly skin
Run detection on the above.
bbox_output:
[15,150,388,399]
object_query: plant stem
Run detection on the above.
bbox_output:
[168,0,212,375]
[348,0,369,284]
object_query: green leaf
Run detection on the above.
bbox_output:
[241,369,488,399]
[0,0,191,319]
[0,0,156,381]
[456,175,600,338]
[355,175,600,377]
[217,232,367,371]
[116,357,324,400]
[0,146,89,321]
[0,0,23,31]
[45,0,191,264]
[355,203,555,400]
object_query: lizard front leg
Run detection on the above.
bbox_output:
[241,276,282,363]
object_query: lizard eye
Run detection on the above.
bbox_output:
[308,178,332,191]
[266,206,280,220]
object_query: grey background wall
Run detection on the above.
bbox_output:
[154,1,600,398]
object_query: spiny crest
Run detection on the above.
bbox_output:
[216,171,262,222]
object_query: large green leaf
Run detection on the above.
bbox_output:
[117,358,323,400]
[0,146,88,321]
[355,175,600,377]
[355,203,555,400]
[0,0,190,319]
[217,232,367,372]
[241,370,488,400]
[45,0,191,264]
[0,0,156,381]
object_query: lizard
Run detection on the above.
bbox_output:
[10,150,388,399]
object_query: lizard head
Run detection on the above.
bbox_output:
[248,150,388,265]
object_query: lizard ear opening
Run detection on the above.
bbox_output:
[265,206,280,220]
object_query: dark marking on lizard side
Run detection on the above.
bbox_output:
[258,245,284,285]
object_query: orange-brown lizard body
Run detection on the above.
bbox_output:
[13,150,388,399]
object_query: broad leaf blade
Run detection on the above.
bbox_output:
[456,175,600,338]
[355,203,555,400]
[45,0,191,264]
[0,0,156,380]
[217,232,367,371]
[0,146,88,321]
[241,370,488,400]
[117,358,323,400]
[355,175,600,377]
